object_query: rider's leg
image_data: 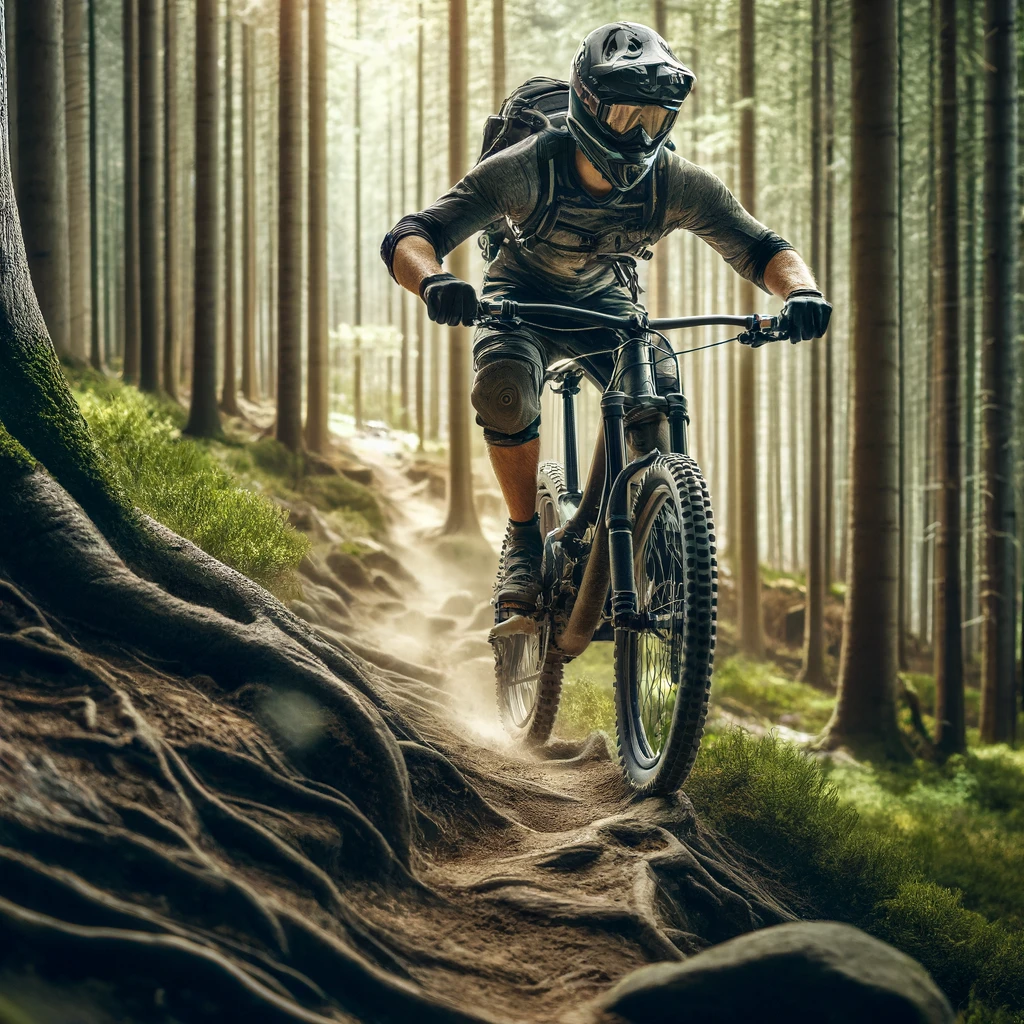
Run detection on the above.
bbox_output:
[470,338,546,607]
[487,437,540,521]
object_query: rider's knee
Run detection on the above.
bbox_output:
[471,356,543,445]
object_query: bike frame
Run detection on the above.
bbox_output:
[478,299,783,657]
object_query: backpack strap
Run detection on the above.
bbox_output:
[507,128,568,252]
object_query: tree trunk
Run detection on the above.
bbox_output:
[221,15,240,416]
[276,0,303,451]
[5,0,15,191]
[398,76,410,432]
[415,0,426,450]
[122,0,141,382]
[162,0,178,399]
[16,0,71,359]
[736,0,762,657]
[931,0,965,755]
[651,0,669,319]
[822,0,835,588]
[183,0,222,438]
[138,0,162,393]
[306,0,328,451]
[64,0,90,362]
[441,0,481,537]
[978,0,1018,743]
[896,0,908,669]
[800,0,825,686]
[241,21,257,403]
[88,0,102,371]
[819,0,905,756]
[962,0,979,662]
[353,0,363,431]
[491,0,505,110]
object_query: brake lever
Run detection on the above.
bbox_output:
[738,314,788,348]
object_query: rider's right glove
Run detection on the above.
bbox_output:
[419,273,478,328]
[782,288,833,342]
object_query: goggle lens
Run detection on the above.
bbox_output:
[600,103,675,137]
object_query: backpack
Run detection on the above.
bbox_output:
[475,77,571,261]
[474,76,672,266]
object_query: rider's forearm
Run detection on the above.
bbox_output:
[393,235,444,295]
[763,249,819,298]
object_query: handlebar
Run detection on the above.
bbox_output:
[475,299,792,347]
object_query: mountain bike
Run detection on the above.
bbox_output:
[483,298,794,795]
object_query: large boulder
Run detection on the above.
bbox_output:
[593,922,954,1024]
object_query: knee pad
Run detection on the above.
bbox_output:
[471,357,542,439]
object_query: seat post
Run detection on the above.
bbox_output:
[558,369,584,498]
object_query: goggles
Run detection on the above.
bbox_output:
[599,102,677,138]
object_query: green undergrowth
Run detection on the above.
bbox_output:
[73,381,308,594]
[225,438,384,537]
[554,648,1024,1017]
[689,731,1024,1019]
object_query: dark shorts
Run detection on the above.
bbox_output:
[471,271,681,446]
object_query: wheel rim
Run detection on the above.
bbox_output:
[496,491,556,731]
[630,482,686,765]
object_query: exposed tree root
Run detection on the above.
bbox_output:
[0,463,797,1022]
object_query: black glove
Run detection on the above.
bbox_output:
[419,273,478,327]
[782,288,832,342]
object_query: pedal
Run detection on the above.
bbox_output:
[489,614,539,641]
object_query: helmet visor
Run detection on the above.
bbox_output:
[600,102,676,138]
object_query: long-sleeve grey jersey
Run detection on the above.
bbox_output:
[382,128,792,302]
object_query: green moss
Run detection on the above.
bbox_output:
[0,421,36,474]
[688,731,1024,1016]
[77,388,308,593]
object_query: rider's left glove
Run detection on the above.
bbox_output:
[419,273,478,328]
[782,288,832,342]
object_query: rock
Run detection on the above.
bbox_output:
[784,603,805,645]
[341,466,374,486]
[592,921,954,1024]
[441,591,476,618]
[363,548,417,585]
[326,550,373,590]
[283,500,340,544]
[372,573,402,599]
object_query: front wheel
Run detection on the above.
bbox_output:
[614,454,717,795]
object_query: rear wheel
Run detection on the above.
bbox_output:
[613,454,717,794]
[493,462,570,745]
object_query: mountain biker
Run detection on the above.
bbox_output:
[382,22,831,611]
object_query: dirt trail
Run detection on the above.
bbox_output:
[291,429,793,1022]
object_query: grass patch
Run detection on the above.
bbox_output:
[556,674,615,739]
[76,387,308,594]
[711,656,835,733]
[689,731,1024,1017]
[228,438,384,536]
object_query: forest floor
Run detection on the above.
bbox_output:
[5,370,1021,1022]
